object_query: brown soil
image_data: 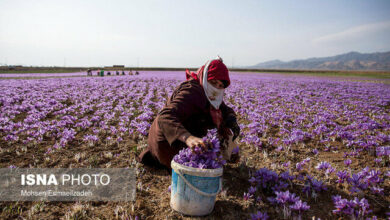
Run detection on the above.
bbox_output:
[1,132,389,220]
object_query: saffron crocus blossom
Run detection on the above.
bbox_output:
[290,200,310,220]
[336,170,349,184]
[315,161,335,177]
[83,134,99,146]
[250,211,269,220]
[344,159,352,167]
[370,186,383,195]
[290,200,310,211]
[315,161,332,170]
[274,190,300,204]
[376,146,390,157]
[302,175,327,198]
[296,157,311,171]
[243,192,253,201]
[269,191,309,219]
[332,195,372,219]
[248,186,257,195]
[249,168,279,191]
[232,146,240,154]
[280,171,295,182]
[347,167,383,193]
[282,161,291,168]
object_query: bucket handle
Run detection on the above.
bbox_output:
[176,169,222,197]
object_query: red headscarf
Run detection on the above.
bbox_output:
[186,59,230,88]
[185,58,231,131]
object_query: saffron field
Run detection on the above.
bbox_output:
[0,71,389,219]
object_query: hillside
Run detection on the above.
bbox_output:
[250,51,390,71]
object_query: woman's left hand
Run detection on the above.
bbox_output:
[225,116,240,141]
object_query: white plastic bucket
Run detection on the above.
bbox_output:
[170,160,223,216]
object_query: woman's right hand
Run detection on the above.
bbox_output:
[185,135,207,150]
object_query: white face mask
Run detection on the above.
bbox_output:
[202,58,225,109]
[205,81,224,109]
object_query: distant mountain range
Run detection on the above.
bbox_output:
[249,51,390,71]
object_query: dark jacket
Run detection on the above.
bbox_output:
[138,79,236,169]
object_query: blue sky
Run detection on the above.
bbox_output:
[1,0,390,67]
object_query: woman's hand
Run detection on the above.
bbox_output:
[226,117,240,141]
[185,135,207,150]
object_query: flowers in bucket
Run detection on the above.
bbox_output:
[173,130,226,169]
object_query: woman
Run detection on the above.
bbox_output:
[138,57,240,169]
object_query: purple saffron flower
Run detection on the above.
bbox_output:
[248,186,257,195]
[296,162,303,171]
[250,211,269,220]
[303,175,327,198]
[290,200,310,211]
[332,195,372,218]
[325,167,336,176]
[243,192,253,201]
[344,159,352,167]
[336,170,349,184]
[280,171,295,181]
[315,161,332,170]
[376,146,390,157]
[274,190,299,204]
[232,146,240,154]
[282,161,291,168]
[370,186,383,195]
